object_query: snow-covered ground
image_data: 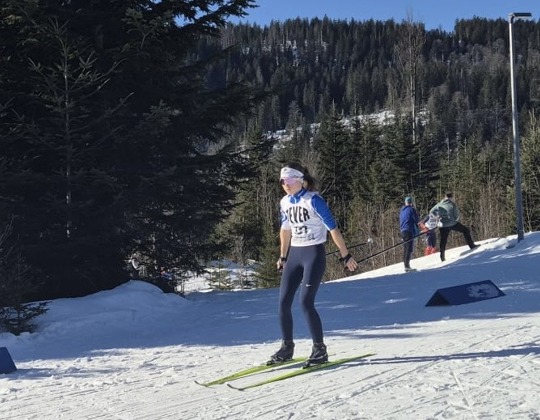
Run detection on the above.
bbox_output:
[1,233,540,419]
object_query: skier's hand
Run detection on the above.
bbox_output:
[339,253,357,272]
[277,257,287,271]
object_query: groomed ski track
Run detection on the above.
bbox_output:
[1,236,539,419]
[3,316,536,419]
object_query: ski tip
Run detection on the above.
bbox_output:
[195,379,219,387]
[194,380,210,387]
[226,383,245,391]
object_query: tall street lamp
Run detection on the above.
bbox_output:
[508,12,532,242]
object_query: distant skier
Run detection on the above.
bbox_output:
[399,196,419,272]
[430,192,479,262]
[271,162,357,367]
[419,211,439,255]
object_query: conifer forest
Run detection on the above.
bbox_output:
[1,1,540,305]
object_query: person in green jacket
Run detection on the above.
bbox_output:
[430,192,478,262]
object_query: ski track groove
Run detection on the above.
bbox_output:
[175,322,497,418]
[477,351,540,389]
[165,291,529,419]
[2,313,537,419]
[0,357,231,420]
[311,320,523,418]
[361,349,540,420]
[177,318,527,419]
[451,369,478,419]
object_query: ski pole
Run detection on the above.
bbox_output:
[355,230,429,265]
[325,238,373,257]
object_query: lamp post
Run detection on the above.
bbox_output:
[508,12,532,242]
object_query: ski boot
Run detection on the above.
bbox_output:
[304,343,328,368]
[267,340,295,365]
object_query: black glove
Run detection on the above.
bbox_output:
[339,253,352,267]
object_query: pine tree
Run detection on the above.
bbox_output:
[0,0,259,299]
[253,219,282,289]
[371,115,418,200]
[521,111,540,232]
[0,220,48,335]
[314,107,352,226]
[220,126,276,264]
[0,15,128,298]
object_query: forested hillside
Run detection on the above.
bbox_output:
[203,17,540,283]
[207,17,539,133]
[1,0,539,309]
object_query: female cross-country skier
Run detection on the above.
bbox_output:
[270,162,357,367]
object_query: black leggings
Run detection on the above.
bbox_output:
[439,222,475,257]
[278,244,325,344]
[401,231,414,267]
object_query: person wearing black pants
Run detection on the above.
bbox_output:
[278,244,326,346]
[399,196,419,272]
[430,192,478,262]
[270,162,358,367]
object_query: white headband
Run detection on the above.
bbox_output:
[280,167,304,179]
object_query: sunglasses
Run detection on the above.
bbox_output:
[280,177,302,186]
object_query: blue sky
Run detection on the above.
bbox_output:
[235,0,539,31]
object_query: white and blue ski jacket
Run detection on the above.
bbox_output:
[280,188,337,247]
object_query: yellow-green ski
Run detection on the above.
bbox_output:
[227,353,375,391]
[195,357,307,387]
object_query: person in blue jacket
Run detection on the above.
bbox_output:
[399,196,420,272]
[270,162,358,367]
